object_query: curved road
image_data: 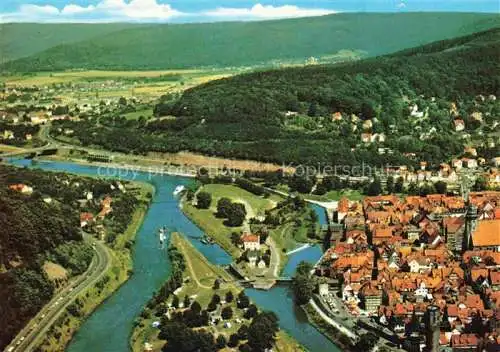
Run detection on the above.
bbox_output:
[4,237,111,352]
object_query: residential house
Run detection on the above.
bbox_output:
[472,220,500,252]
[80,212,94,228]
[454,119,465,132]
[241,234,260,251]
[8,183,33,194]
[450,334,479,352]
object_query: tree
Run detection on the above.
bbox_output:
[365,177,382,196]
[213,279,220,290]
[211,294,221,305]
[207,301,217,312]
[244,304,258,319]
[237,291,250,309]
[355,332,378,351]
[197,191,212,209]
[172,295,179,308]
[434,181,447,194]
[473,176,487,191]
[307,102,317,117]
[247,312,279,352]
[183,295,190,308]
[118,96,127,105]
[386,175,394,194]
[221,306,233,320]
[293,261,315,305]
[237,324,249,339]
[225,290,234,303]
[216,335,227,349]
[226,203,246,227]
[190,301,202,315]
[395,176,404,193]
[228,333,240,348]
[231,232,242,246]
[216,197,232,218]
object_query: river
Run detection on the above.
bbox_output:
[8,159,340,352]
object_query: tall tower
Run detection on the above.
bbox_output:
[463,202,478,251]
[425,305,441,352]
[460,172,478,252]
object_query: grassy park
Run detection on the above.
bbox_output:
[182,184,280,257]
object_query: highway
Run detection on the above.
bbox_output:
[4,236,112,352]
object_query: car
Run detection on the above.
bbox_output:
[19,337,25,342]
[7,346,15,351]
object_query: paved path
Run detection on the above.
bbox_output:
[308,298,357,340]
[266,237,281,278]
[6,236,111,352]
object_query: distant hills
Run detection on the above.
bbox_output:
[2,12,500,71]
[0,23,142,63]
[56,28,500,169]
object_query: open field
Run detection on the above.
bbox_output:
[2,69,237,87]
[182,184,279,257]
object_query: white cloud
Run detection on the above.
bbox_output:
[1,1,336,23]
[3,0,184,22]
[205,4,336,19]
[19,4,60,15]
[396,2,407,9]
[61,4,96,15]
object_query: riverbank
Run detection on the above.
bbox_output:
[301,302,355,352]
[36,181,153,351]
[130,232,304,352]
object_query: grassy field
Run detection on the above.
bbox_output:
[182,184,280,257]
[2,68,236,85]
[124,108,154,120]
[37,181,153,351]
[130,232,303,352]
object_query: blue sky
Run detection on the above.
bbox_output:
[1,0,498,22]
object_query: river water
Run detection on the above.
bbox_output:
[8,159,339,352]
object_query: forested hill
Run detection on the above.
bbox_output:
[2,12,500,71]
[1,23,142,62]
[0,165,138,349]
[58,28,500,169]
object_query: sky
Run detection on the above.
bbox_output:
[0,0,498,23]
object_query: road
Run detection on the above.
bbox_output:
[5,236,112,352]
[308,298,358,340]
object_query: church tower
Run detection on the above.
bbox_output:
[425,305,440,352]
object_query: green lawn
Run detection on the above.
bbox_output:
[182,203,240,257]
[123,108,153,120]
[182,184,280,258]
[202,184,279,217]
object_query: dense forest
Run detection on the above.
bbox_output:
[53,28,500,169]
[0,165,138,349]
[2,13,499,71]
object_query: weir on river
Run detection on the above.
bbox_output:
[8,158,341,352]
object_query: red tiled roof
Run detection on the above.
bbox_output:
[241,234,259,243]
[80,212,94,222]
[473,220,500,247]
[451,334,479,347]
